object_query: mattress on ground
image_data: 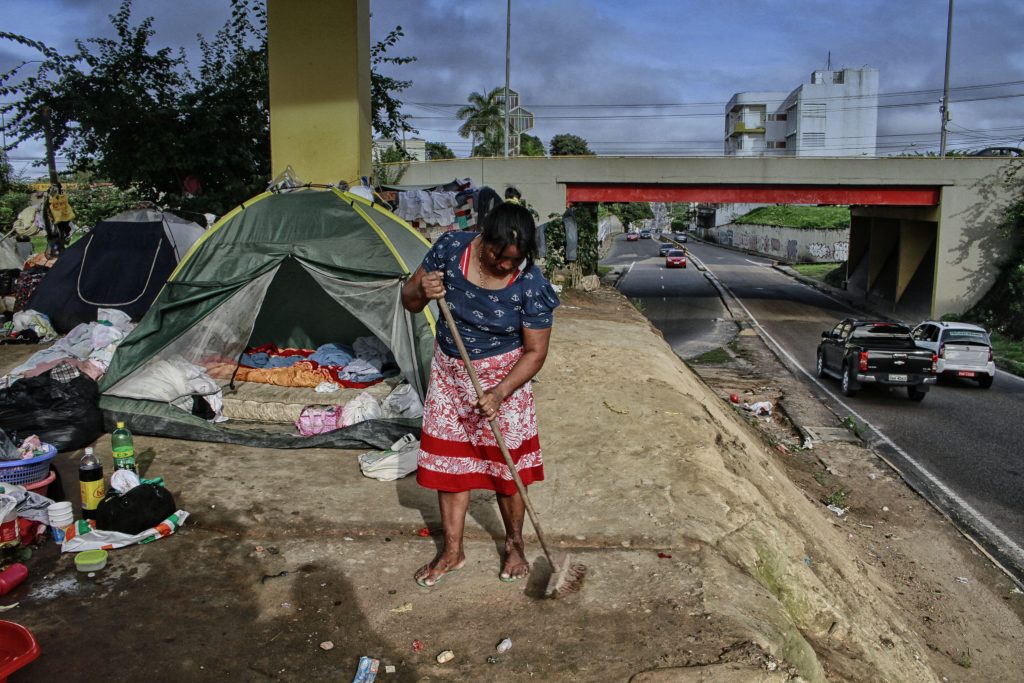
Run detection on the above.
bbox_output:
[221,380,395,424]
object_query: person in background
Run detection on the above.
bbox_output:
[503,186,522,204]
[400,196,560,587]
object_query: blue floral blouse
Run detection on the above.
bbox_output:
[422,231,560,359]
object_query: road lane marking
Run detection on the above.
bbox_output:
[690,251,1024,573]
[745,259,770,267]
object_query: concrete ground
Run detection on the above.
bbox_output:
[3,287,1022,682]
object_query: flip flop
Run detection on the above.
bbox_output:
[415,562,463,588]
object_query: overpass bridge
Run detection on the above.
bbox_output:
[400,156,1019,321]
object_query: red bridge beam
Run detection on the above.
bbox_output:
[565,183,940,206]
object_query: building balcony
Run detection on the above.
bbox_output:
[727,121,766,137]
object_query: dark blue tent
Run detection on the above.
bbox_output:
[27,209,204,333]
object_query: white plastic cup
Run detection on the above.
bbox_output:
[47,502,72,515]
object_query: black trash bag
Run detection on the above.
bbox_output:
[0,371,104,452]
[95,483,176,535]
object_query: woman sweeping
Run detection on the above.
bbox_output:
[401,199,559,587]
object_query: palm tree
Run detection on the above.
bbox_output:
[456,87,504,157]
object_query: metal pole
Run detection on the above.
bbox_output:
[503,0,511,158]
[939,0,953,156]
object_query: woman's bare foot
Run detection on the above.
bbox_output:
[414,551,466,587]
[500,537,530,581]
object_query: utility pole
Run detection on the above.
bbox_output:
[503,0,511,158]
[939,0,954,157]
[41,105,61,190]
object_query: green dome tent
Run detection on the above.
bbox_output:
[99,188,438,449]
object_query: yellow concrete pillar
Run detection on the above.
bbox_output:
[267,0,371,185]
[896,220,936,303]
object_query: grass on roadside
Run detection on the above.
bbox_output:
[734,205,850,229]
[991,332,1024,376]
[791,263,840,280]
[597,265,614,277]
[688,347,732,365]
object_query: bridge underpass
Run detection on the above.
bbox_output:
[399,156,1018,318]
[566,182,943,322]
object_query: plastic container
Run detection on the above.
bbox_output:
[74,550,108,573]
[0,445,57,486]
[23,470,55,499]
[79,447,103,520]
[0,565,27,597]
[0,620,40,682]
[111,422,137,474]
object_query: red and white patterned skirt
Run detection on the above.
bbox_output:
[417,345,544,495]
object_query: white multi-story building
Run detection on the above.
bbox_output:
[725,67,879,157]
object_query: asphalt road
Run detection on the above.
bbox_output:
[607,233,1024,579]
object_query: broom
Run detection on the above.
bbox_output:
[437,297,586,598]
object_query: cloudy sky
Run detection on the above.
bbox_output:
[2,0,1022,174]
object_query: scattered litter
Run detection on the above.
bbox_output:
[657,552,672,559]
[729,393,739,404]
[487,656,499,664]
[743,401,773,416]
[602,400,629,415]
[858,523,874,529]
[281,602,291,609]
[882,506,890,512]
[496,638,512,654]
[868,473,878,480]
[314,381,340,393]
[319,641,334,651]
[344,537,355,541]
[412,640,424,652]
[955,576,970,584]
[417,527,430,537]
[62,512,188,553]
[255,545,264,553]
[391,602,413,613]
[0,603,18,612]
[261,571,289,584]
[826,504,847,517]
[351,656,379,682]
[384,665,396,674]
[803,557,813,566]
[1011,587,1023,595]
[435,649,454,664]
[266,546,280,555]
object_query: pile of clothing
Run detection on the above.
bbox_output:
[212,337,399,389]
[2,308,135,388]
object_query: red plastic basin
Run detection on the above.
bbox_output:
[0,621,40,682]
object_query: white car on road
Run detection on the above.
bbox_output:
[911,321,995,388]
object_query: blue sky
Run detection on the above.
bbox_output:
[2,0,1022,174]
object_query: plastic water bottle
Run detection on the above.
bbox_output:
[79,447,104,521]
[111,421,138,474]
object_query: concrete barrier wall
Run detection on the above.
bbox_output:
[699,223,850,263]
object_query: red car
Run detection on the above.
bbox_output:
[665,249,687,268]
[625,232,639,241]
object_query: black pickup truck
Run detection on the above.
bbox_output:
[816,319,937,400]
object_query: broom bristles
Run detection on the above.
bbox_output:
[545,555,587,598]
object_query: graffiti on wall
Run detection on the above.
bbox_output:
[786,240,798,260]
[833,241,849,261]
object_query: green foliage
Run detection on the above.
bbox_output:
[67,184,141,229]
[1,0,416,215]
[425,142,455,160]
[735,205,851,229]
[791,262,845,287]
[549,133,593,156]
[604,202,653,229]
[520,133,545,157]
[456,87,503,157]
[0,183,31,229]
[540,204,599,278]
[373,143,410,185]
[689,347,732,365]
[369,25,417,140]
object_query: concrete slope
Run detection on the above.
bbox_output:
[541,300,938,682]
